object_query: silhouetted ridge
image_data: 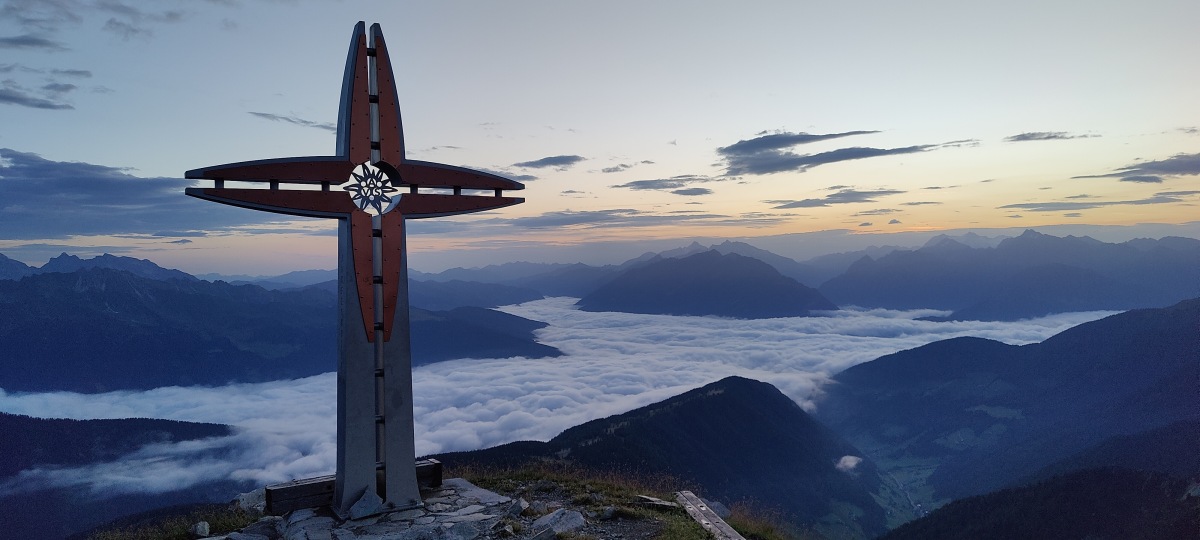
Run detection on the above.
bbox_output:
[576,250,836,318]
[818,297,1200,503]
[818,230,1200,319]
[411,306,561,365]
[435,376,894,538]
[881,468,1200,540]
[40,253,198,282]
[0,267,559,392]
[0,252,34,280]
[0,412,230,478]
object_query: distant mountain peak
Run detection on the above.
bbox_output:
[577,250,836,318]
[39,252,197,282]
[0,252,35,281]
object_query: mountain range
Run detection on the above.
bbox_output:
[820,230,1200,319]
[815,297,1200,506]
[576,251,837,318]
[392,230,1200,321]
[0,413,243,540]
[4,290,1198,537]
[3,234,1200,538]
[434,376,909,538]
[0,263,559,393]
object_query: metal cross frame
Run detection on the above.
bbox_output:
[184,21,524,516]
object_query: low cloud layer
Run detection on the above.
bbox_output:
[0,298,1114,497]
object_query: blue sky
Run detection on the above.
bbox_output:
[2,0,1199,274]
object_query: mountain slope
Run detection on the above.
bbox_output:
[1026,420,1200,484]
[435,376,906,538]
[0,413,231,478]
[816,298,1200,505]
[0,413,242,540]
[818,230,1200,319]
[0,268,559,392]
[576,251,836,318]
[39,253,198,282]
[881,468,1200,540]
[411,306,561,365]
[0,253,34,280]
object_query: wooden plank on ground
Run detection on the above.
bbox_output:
[265,459,442,515]
[675,490,746,540]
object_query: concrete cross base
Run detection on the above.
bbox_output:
[265,459,443,516]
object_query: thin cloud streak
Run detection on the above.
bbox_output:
[1004,131,1097,142]
[0,33,66,50]
[0,298,1116,496]
[769,188,905,209]
[998,191,1200,212]
[1073,152,1200,183]
[247,112,337,133]
[512,155,585,169]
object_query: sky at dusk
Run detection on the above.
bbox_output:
[2,0,1199,275]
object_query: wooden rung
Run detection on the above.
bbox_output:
[675,491,745,540]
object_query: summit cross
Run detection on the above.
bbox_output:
[184,21,524,516]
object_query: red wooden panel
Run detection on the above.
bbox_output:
[347,32,372,164]
[379,212,405,342]
[397,193,525,218]
[185,158,353,184]
[350,211,377,342]
[185,188,357,218]
[397,162,525,191]
[371,26,405,166]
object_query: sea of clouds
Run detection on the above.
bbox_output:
[0,298,1114,497]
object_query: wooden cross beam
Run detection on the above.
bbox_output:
[184,21,523,517]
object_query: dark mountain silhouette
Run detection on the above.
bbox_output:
[707,240,828,287]
[39,253,198,282]
[434,376,906,538]
[0,252,35,280]
[408,279,543,311]
[0,413,230,478]
[0,413,242,540]
[819,230,1200,320]
[411,306,561,365]
[299,278,544,311]
[881,468,1200,540]
[0,268,558,392]
[417,261,576,284]
[816,298,1200,505]
[515,264,621,297]
[406,261,621,299]
[1026,420,1200,484]
[0,267,336,392]
[413,240,837,296]
[576,250,836,318]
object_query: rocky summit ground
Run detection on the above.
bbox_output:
[199,477,705,540]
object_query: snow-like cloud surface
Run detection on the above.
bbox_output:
[0,298,1114,496]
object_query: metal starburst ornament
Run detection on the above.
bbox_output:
[344,162,399,215]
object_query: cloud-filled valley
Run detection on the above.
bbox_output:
[0,298,1114,497]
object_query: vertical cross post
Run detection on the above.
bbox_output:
[183,21,524,517]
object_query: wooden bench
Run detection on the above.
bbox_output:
[265,459,442,515]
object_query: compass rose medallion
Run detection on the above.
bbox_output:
[344,162,399,215]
